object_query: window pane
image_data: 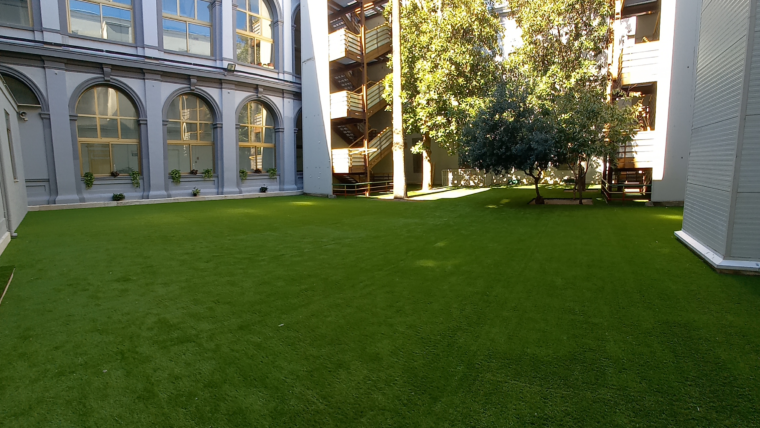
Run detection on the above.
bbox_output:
[260,18,272,39]
[162,0,177,14]
[252,103,263,125]
[252,128,262,143]
[112,144,139,174]
[179,0,194,18]
[236,10,247,31]
[256,39,274,68]
[197,0,211,22]
[239,146,255,171]
[235,35,251,63]
[238,107,249,125]
[181,96,197,120]
[167,121,181,140]
[199,123,213,141]
[167,144,191,172]
[77,116,98,138]
[97,87,118,117]
[260,1,271,19]
[81,143,111,175]
[163,19,187,52]
[120,119,139,139]
[118,93,137,118]
[182,122,197,140]
[264,107,274,126]
[192,145,213,171]
[198,103,212,122]
[112,0,131,5]
[188,24,211,56]
[250,15,262,35]
[70,0,102,39]
[238,126,249,143]
[248,0,259,14]
[0,0,31,27]
[264,127,275,144]
[100,118,119,139]
[2,75,39,105]
[168,97,181,120]
[76,88,97,115]
[103,6,132,43]
[261,146,275,171]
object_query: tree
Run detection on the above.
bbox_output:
[462,79,561,204]
[391,0,406,199]
[384,0,503,190]
[555,87,639,203]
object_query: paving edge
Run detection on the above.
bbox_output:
[28,191,304,211]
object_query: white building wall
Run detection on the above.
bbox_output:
[677,0,760,273]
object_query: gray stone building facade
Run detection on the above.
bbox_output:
[0,0,303,205]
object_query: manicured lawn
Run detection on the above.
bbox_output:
[0,187,758,427]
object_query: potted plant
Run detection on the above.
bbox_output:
[190,169,199,175]
[202,168,213,179]
[112,193,125,201]
[240,169,248,181]
[110,171,120,177]
[267,168,277,179]
[259,185,268,193]
[83,172,94,189]
[130,170,140,188]
[170,169,181,184]
[254,168,262,174]
[192,187,201,197]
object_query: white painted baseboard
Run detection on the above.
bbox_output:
[675,230,760,275]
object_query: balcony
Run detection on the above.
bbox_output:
[617,131,657,169]
[330,90,364,120]
[365,24,391,61]
[329,28,362,64]
[330,81,386,121]
[619,41,660,85]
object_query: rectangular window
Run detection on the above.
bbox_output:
[4,111,17,180]
[168,143,213,173]
[235,0,274,69]
[69,0,133,43]
[0,0,31,27]
[162,0,213,56]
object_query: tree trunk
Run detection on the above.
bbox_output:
[528,169,544,204]
[577,161,586,204]
[391,0,406,199]
[421,133,433,191]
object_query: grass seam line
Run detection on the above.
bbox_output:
[0,267,15,308]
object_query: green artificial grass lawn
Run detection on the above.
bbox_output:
[0,187,758,427]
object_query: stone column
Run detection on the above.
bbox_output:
[220,83,240,194]
[144,74,168,199]
[44,61,80,204]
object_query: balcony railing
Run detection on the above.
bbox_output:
[617,131,657,169]
[329,28,362,63]
[365,24,391,60]
[619,41,660,85]
[330,90,364,120]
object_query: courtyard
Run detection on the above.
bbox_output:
[0,187,758,426]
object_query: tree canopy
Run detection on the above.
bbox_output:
[384,0,503,156]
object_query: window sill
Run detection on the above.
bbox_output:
[67,33,136,48]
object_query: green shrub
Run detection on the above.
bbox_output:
[267,168,277,179]
[130,170,140,188]
[112,193,125,201]
[202,169,213,179]
[239,169,248,181]
[170,169,181,184]
[83,172,94,189]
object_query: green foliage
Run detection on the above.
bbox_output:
[239,169,248,181]
[112,193,125,201]
[384,0,503,155]
[259,186,268,193]
[169,169,181,184]
[191,187,201,196]
[202,169,213,179]
[130,170,140,188]
[83,172,94,190]
[462,78,561,203]
[508,0,614,97]
[267,168,277,179]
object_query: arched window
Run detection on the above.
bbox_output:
[1,74,39,107]
[238,101,275,173]
[76,86,140,176]
[167,94,214,174]
[235,0,275,69]
[294,8,301,76]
